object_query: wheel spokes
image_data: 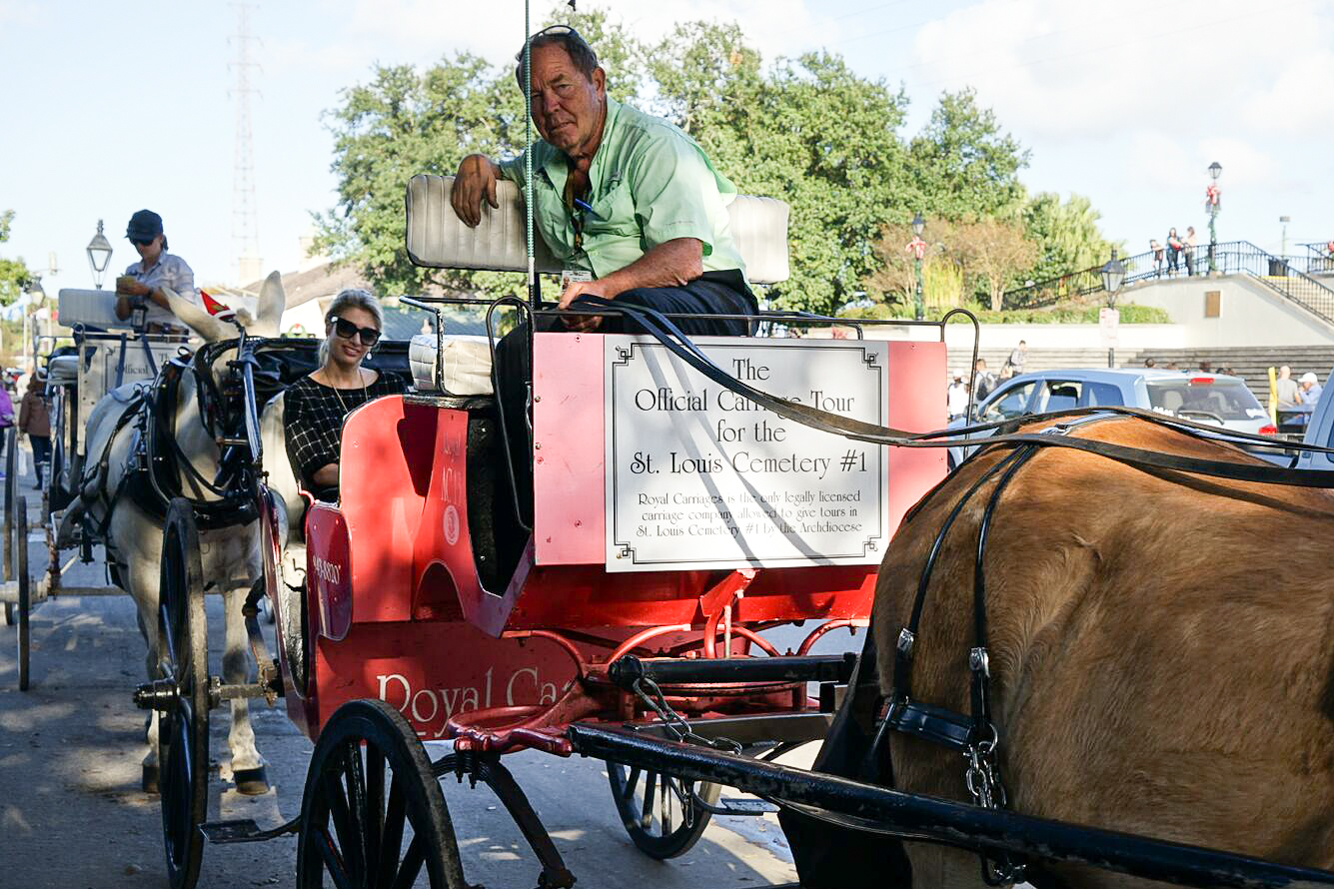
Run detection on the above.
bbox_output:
[376,773,407,889]
[315,824,356,889]
[365,745,385,886]
[342,743,369,880]
[322,762,357,879]
[640,771,657,829]
[387,834,427,889]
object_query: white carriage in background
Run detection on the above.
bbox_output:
[1,289,188,689]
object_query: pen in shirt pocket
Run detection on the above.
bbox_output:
[573,198,600,219]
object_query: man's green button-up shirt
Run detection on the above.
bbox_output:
[499,98,748,283]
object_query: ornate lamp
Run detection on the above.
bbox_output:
[86,220,113,289]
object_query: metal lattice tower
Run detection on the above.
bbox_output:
[230,2,262,284]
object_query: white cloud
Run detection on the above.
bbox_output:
[907,0,1334,142]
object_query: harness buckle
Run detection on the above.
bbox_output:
[968,646,990,678]
[896,628,915,659]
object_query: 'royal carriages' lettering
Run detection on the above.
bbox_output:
[378,668,570,738]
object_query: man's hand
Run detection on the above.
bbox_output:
[558,279,604,332]
[451,154,501,227]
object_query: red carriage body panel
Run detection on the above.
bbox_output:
[287,334,946,739]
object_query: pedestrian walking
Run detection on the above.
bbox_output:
[18,372,51,489]
[1003,339,1028,375]
[973,358,997,402]
[1150,239,1164,277]
[1184,227,1198,276]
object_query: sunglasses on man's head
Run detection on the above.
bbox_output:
[514,24,582,61]
[329,316,381,346]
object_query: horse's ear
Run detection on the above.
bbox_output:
[162,287,230,342]
[250,270,285,338]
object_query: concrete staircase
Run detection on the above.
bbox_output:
[945,347,1140,377]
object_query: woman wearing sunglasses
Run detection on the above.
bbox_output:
[283,289,404,499]
[115,209,197,334]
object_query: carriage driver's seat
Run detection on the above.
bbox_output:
[401,174,790,394]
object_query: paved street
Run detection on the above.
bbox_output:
[0,449,829,888]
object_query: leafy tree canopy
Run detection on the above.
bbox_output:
[0,210,34,307]
[909,88,1030,220]
[317,6,1102,316]
[1021,191,1119,285]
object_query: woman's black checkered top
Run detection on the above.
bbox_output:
[283,371,407,491]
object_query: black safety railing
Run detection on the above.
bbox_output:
[1002,241,1334,325]
[1299,242,1334,276]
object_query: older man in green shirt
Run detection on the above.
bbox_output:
[452,25,756,336]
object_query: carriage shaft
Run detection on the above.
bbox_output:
[567,724,1334,889]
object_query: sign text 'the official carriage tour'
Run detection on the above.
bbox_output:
[605,337,890,571]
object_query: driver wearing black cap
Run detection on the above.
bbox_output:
[115,209,196,333]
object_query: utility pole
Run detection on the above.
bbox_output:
[231,3,262,285]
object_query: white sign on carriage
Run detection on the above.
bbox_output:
[604,336,889,572]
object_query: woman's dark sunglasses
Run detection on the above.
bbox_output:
[130,237,154,247]
[329,316,381,346]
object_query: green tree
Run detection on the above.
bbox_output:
[312,56,521,296]
[0,210,34,307]
[1021,191,1117,284]
[954,216,1039,311]
[909,88,1029,220]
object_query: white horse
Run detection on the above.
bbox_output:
[69,274,286,794]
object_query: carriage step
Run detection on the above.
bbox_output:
[199,816,300,844]
[700,796,780,816]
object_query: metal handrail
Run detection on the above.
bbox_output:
[1002,241,1334,324]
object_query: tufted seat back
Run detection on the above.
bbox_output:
[404,174,790,285]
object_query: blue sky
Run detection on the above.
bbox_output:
[2,0,1331,296]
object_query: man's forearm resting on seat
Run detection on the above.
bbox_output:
[558,238,704,309]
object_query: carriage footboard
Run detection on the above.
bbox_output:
[566,724,1334,889]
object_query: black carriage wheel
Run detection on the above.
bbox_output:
[157,498,210,889]
[15,496,29,691]
[607,762,722,859]
[297,699,466,889]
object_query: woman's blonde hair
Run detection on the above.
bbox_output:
[319,288,384,366]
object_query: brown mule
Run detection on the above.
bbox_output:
[873,415,1334,888]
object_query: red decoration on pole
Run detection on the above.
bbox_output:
[1205,183,1221,207]
[905,236,928,260]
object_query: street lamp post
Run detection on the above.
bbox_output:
[1100,249,1126,369]
[85,220,113,289]
[1206,161,1222,274]
[909,212,926,321]
[1280,215,1291,258]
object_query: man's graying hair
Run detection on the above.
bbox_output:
[514,29,600,88]
[319,288,384,366]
